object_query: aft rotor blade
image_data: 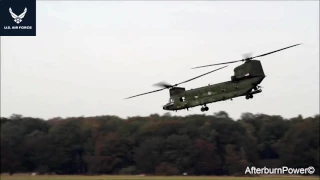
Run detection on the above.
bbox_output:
[191,43,301,69]
[124,87,167,99]
[252,43,301,58]
[175,65,228,86]
[191,60,243,69]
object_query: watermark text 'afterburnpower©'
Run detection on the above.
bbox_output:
[245,166,315,175]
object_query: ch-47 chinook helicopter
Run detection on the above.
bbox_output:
[125,43,301,112]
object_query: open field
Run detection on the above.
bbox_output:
[0,175,319,180]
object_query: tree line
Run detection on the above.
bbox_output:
[1,112,319,176]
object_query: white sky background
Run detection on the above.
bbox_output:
[1,1,319,120]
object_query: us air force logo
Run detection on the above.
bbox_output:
[9,7,27,24]
[0,0,36,36]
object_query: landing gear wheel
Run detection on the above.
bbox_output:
[201,105,209,112]
[246,94,253,99]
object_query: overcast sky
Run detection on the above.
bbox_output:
[1,1,319,120]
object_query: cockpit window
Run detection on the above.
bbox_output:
[168,98,174,103]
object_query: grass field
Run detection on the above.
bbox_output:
[0,175,319,180]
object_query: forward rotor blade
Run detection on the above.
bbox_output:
[191,60,242,69]
[124,87,167,99]
[153,81,173,88]
[252,43,301,58]
[124,66,227,100]
[175,65,228,86]
[243,52,253,59]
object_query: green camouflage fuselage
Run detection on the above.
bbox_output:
[163,60,266,111]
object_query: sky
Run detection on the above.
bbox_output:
[1,1,319,120]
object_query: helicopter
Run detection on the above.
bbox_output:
[124,43,301,112]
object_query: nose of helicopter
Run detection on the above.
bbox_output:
[163,105,167,110]
[163,104,173,110]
